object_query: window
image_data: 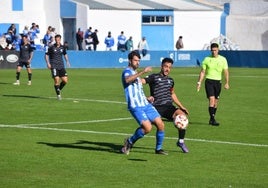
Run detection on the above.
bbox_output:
[142,15,172,25]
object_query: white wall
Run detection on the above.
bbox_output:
[76,3,88,33]
[85,10,222,51]
[0,0,61,44]
[226,0,268,50]
[174,11,222,50]
[86,10,142,51]
[1,0,267,50]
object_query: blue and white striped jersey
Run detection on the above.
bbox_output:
[122,67,149,110]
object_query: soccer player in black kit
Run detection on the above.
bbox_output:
[142,57,190,153]
[45,34,70,100]
[13,35,34,86]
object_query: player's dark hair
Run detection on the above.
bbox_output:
[210,43,219,49]
[55,34,61,39]
[128,50,141,60]
[161,57,173,65]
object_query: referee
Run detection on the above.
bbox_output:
[197,43,230,126]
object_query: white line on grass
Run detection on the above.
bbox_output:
[48,97,127,104]
[1,123,267,148]
[0,117,133,127]
[180,74,268,78]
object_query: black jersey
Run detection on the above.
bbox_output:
[46,44,67,69]
[19,43,33,62]
[144,73,174,106]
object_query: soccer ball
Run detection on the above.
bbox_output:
[174,114,189,129]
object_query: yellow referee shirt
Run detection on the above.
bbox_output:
[201,55,228,81]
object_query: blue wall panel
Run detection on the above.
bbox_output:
[0,23,19,36]
[2,51,267,69]
[221,51,268,68]
[12,0,23,11]
[220,3,230,35]
[141,10,174,50]
[60,0,76,17]
[29,51,211,69]
[142,25,174,50]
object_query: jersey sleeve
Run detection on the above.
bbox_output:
[62,46,67,55]
[144,74,154,84]
[201,57,209,70]
[222,57,228,69]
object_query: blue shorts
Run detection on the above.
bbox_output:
[129,104,160,125]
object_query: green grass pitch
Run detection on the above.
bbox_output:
[0,67,267,187]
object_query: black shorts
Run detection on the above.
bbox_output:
[51,68,68,78]
[154,105,178,121]
[205,79,221,99]
[17,61,30,68]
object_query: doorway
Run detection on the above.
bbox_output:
[62,18,76,50]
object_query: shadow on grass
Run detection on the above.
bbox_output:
[37,140,123,154]
[0,82,10,85]
[37,140,154,160]
[3,94,48,99]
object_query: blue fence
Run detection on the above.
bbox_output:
[1,50,268,69]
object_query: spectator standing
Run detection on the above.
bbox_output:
[76,28,84,50]
[45,34,71,100]
[64,41,69,50]
[138,37,149,57]
[13,35,34,86]
[84,27,92,40]
[5,30,13,46]
[42,29,52,50]
[91,29,99,51]
[120,50,167,155]
[196,43,230,126]
[50,27,56,39]
[0,35,8,50]
[175,36,184,50]
[7,24,16,42]
[117,31,126,51]
[125,36,133,51]
[29,23,40,49]
[85,35,93,51]
[104,31,114,51]
[22,26,29,36]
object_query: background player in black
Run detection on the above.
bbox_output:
[142,57,190,153]
[45,34,70,100]
[13,35,34,86]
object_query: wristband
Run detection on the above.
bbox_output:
[197,82,201,85]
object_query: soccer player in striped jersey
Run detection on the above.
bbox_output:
[45,34,70,100]
[13,35,34,86]
[142,57,190,153]
[121,51,167,155]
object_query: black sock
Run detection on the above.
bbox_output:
[16,72,20,80]
[54,85,60,95]
[214,108,217,116]
[28,73,32,81]
[59,82,66,90]
[179,129,186,140]
[209,107,215,121]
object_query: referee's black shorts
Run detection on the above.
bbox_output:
[205,79,221,99]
